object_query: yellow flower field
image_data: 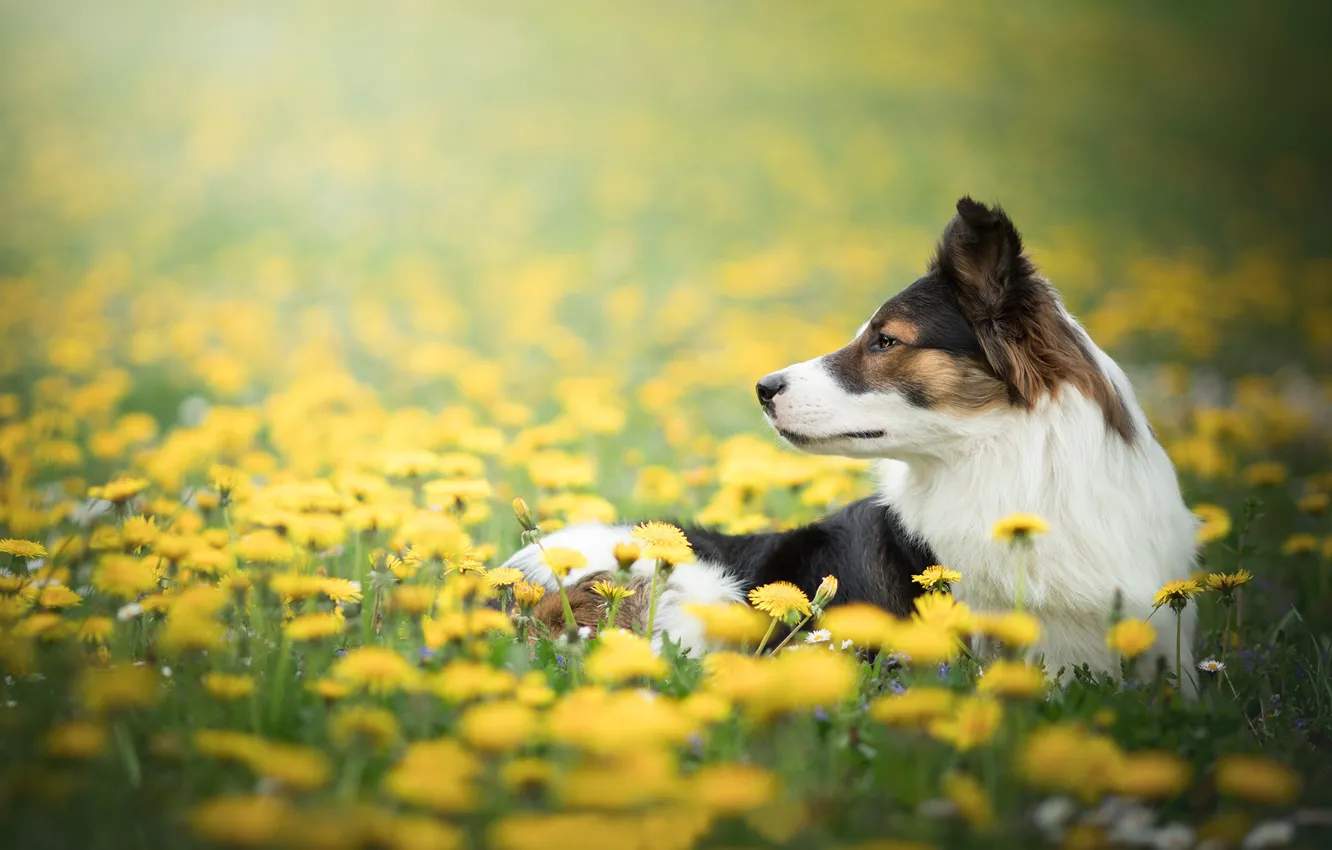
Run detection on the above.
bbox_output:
[1,2,1331,848]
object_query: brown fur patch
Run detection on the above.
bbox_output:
[531,572,653,638]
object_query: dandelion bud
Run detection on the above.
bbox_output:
[612,541,642,570]
[512,498,537,531]
[812,574,839,610]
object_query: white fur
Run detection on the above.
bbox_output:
[765,303,1198,689]
[503,524,747,655]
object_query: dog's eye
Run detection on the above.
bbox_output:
[874,333,899,350]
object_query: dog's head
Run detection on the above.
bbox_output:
[757,197,1134,459]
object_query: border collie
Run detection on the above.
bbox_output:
[505,197,1198,684]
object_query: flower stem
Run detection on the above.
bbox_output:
[754,619,779,656]
[1174,610,1182,691]
[768,612,813,654]
[1220,604,1232,664]
[113,722,141,788]
[644,561,662,642]
[556,578,577,638]
[1014,543,1028,613]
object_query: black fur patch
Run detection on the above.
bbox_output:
[681,497,932,615]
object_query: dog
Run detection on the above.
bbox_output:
[505,197,1198,684]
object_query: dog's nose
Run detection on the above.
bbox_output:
[756,374,788,406]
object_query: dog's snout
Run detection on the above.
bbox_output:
[756,374,788,407]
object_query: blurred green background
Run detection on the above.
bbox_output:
[2,0,1330,383]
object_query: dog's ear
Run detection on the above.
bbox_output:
[934,197,1047,406]
[933,197,1136,440]
[935,196,1034,324]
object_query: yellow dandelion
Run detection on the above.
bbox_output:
[202,673,256,701]
[1193,503,1232,543]
[542,547,587,579]
[976,660,1046,699]
[1297,492,1329,517]
[37,584,83,609]
[330,705,402,751]
[685,602,771,645]
[1214,754,1300,805]
[590,580,635,602]
[585,629,667,683]
[912,565,962,592]
[1242,461,1288,487]
[120,516,158,551]
[747,581,810,625]
[1106,618,1157,659]
[457,700,538,752]
[485,566,525,588]
[991,513,1049,543]
[612,541,642,568]
[819,602,895,648]
[1152,579,1201,612]
[0,539,49,560]
[284,611,345,642]
[1281,533,1319,556]
[513,580,547,608]
[330,647,421,694]
[929,695,1003,751]
[1206,569,1253,596]
[89,477,150,503]
[912,592,973,634]
[970,611,1041,649]
[46,720,109,759]
[77,616,116,645]
[631,521,695,563]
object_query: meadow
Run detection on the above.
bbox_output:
[2,2,1332,848]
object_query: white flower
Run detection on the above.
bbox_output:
[160,666,173,678]
[1197,658,1226,674]
[805,629,832,644]
[839,639,855,650]
[1031,797,1076,835]
[116,603,144,621]
[1150,823,1195,850]
[577,626,593,639]
[1242,820,1295,849]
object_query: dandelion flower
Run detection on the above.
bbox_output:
[330,705,402,751]
[612,541,642,568]
[970,611,1041,649]
[1193,504,1232,543]
[542,547,587,579]
[585,629,667,683]
[330,647,421,694]
[1215,755,1300,805]
[912,592,973,634]
[1281,533,1318,556]
[688,764,777,815]
[869,687,955,726]
[748,581,810,625]
[1206,569,1253,595]
[1242,461,1288,487]
[37,584,83,609]
[943,771,995,831]
[929,695,1003,751]
[284,611,345,642]
[991,513,1049,543]
[458,701,538,752]
[685,602,771,644]
[590,580,635,602]
[819,603,895,648]
[120,516,158,551]
[976,660,1046,699]
[912,565,962,592]
[513,581,547,608]
[631,521,695,564]
[1152,579,1201,611]
[0,539,48,560]
[1297,492,1329,517]
[1109,751,1192,800]
[202,673,256,701]
[485,567,525,588]
[1106,618,1157,658]
[189,795,292,846]
[46,720,109,759]
[89,477,149,503]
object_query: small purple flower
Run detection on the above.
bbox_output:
[887,679,907,695]
[813,706,829,721]
[419,647,438,662]
[555,655,566,666]
[937,663,950,679]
